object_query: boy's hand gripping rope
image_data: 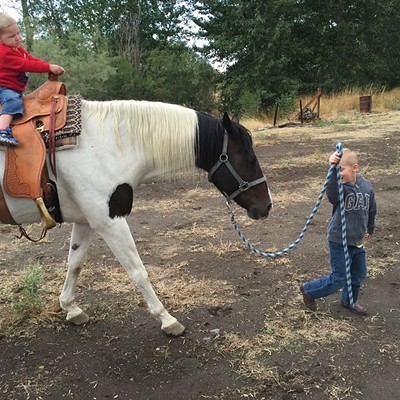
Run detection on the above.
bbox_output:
[228,142,354,306]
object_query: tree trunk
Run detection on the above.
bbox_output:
[20,0,33,51]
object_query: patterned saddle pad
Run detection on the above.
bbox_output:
[40,95,82,149]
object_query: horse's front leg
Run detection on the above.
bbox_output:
[96,218,185,337]
[59,222,94,325]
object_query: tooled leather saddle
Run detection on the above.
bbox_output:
[0,74,67,229]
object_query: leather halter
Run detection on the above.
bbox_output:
[208,131,266,203]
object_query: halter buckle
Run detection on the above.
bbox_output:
[239,181,250,191]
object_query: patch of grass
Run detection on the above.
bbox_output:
[244,87,400,128]
[312,119,332,128]
[11,263,45,315]
[215,279,357,382]
[368,254,399,278]
[270,185,283,195]
[326,383,362,399]
[282,341,304,354]
[300,130,312,142]
[253,131,268,141]
[383,93,400,110]
[336,118,352,124]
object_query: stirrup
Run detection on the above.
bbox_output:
[35,197,56,229]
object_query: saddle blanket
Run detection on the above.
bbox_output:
[41,95,82,149]
[0,95,82,151]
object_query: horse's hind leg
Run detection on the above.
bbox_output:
[59,222,94,325]
[96,218,185,337]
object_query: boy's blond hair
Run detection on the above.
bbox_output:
[0,13,17,35]
[341,148,358,166]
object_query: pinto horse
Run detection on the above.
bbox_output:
[0,99,272,336]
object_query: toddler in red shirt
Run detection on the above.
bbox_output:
[0,12,64,146]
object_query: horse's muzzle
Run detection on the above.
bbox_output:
[247,203,272,220]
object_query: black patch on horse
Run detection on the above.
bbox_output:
[195,111,253,171]
[109,183,133,218]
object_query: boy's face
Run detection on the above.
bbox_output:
[339,156,358,185]
[0,23,23,48]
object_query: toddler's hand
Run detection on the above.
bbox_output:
[49,64,65,75]
[364,232,373,240]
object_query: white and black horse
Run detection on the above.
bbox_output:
[0,99,272,336]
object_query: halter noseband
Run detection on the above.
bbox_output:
[208,130,267,203]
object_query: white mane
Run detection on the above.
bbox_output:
[82,100,198,174]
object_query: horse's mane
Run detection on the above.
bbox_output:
[82,100,198,174]
[195,111,254,171]
[195,112,224,170]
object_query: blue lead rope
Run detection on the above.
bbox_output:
[335,144,354,306]
[229,142,354,306]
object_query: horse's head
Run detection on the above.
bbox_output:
[206,113,273,220]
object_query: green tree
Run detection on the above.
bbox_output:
[27,33,117,100]
[192,0,301,112]
[191,0,400,114]
[293,0,400,91]
[18,0,218,106]
[143,45,217,111]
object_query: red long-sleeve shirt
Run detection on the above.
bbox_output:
[0,43,50,92]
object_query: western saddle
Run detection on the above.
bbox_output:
[0,73,68,229]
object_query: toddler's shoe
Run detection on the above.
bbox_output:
[340,301,367,315]
[0,127,19,147]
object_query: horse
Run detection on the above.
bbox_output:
[0,99,273,336]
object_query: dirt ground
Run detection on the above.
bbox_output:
[0,110,399,400]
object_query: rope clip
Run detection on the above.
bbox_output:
[225,200,235,222]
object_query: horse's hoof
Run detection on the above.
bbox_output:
[67,312,89,325]
[162,321,185,337]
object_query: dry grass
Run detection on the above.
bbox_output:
[242,87,400,128]
[0,263,66,337]
[0,257,237,336]
[216,283,357,383]
[319,87,400,117]
[368,254,399,278]
[1,98,399,399]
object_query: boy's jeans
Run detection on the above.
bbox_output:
[304,241,367,303]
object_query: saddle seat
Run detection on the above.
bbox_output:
[10,78,67,133]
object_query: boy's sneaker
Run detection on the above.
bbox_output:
[0,127,19,147]
[340,301,367,315]
[300,283,317,311]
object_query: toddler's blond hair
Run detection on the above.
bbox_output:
[0,13,17,35]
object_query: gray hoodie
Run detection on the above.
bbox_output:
[326,174,377,246]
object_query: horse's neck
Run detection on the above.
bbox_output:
[82,100,198,177]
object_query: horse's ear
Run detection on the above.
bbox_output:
[223,112,233,133]
[223,111,230,125]
[232,113,239,124]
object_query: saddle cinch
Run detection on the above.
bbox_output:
[0,74,67,229]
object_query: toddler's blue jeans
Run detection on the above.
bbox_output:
[303,241,367,303]
[0,86,23,118]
